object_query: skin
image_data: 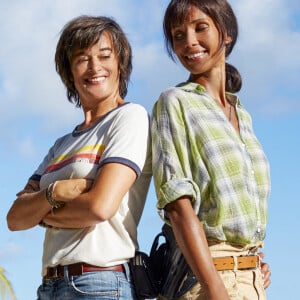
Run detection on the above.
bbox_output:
[7,16,271,297]
[259,253,271,289]
[171,6,239,134]
[165,5,270,299]
[7,31,136,231]
[167,199,230,300]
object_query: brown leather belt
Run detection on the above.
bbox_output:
[213,255,260,271]
[44,263,125,279]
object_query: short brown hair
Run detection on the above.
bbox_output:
[55,15,132,107]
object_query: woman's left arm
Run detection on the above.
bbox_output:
[44,104,150,228]
[43,160,137,228]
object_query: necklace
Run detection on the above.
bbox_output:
[229,104,232,122]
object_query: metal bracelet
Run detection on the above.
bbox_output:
[45,182,64,209]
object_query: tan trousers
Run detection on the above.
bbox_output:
[158,242,266,300]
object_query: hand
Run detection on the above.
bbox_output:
[258,252,271,289]
[16,180,40,196]
[53,178,93,202]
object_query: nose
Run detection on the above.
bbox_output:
[88,57,101,73]
[185,30,198,48]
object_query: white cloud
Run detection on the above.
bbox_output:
[129,41,187,110]
[0,2,299,298]
[0,0,299,141]
[0,0,135,117]
[230,0,300,115]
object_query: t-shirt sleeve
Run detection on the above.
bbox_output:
[99,104,150,177]
[29,145,56,182]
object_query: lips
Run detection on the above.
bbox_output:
[185,51,206,60]
[86,75,106,84]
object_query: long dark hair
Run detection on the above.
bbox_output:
[163,0,242,93]
[55,15,132,107]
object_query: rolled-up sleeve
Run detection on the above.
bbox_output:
[151,89,201,220]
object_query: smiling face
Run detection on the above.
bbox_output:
[171,5,229,79]
[70,31,120,109]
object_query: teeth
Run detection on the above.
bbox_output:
[88,77,105,83]
[187,52,205,59]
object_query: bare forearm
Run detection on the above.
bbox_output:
[171,213,217,283]
[42,178,97,228]
[44,181,127,228]
[43,200,101,228]
[167,198,230,300]
[7,189,51,231]
[44,163,136,228]
[7,178,90,231]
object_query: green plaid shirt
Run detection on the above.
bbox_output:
[151,82,270,245]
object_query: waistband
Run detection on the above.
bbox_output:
[213,255,260,271]
[44,263,125,280]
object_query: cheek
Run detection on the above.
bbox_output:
[112,66,120,81]
[72,76,81,90]
[172,41,182,55]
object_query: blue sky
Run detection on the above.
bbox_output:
[1,0,299,299]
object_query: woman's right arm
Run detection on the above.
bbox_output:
[166,198,230,300]
[7,179,51,231]
[6,178,91,231]
[151,93,229,299]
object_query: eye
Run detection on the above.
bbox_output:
[100,50,112,59]
[75,56,89,65]
[195,23,209,33]
[172,30,185,41]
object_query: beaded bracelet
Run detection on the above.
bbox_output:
[45,182,65,209]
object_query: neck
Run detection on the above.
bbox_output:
[189,64,227,107]
[79,95,124,130]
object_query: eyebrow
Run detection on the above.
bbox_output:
[172,17,208,29]
[73,47,113,57]
[99,47,113,52]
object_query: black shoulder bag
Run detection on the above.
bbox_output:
[149,224,197,299]
[129,250,159,299]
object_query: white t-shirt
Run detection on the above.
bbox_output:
[30,103,152,276]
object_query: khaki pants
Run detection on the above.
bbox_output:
[158,242,266,300]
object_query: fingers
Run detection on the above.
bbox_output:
[261,262,271,289]
[258,252,271,289]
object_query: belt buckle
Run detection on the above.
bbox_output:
[68,263,84,276]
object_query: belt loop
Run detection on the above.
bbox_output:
[233,256,238,271]
[258,254,262,270]
[123,263,131,281]
[63,265,69,282]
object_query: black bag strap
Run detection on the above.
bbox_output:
[150,224,197,299]
[150,232,165,257]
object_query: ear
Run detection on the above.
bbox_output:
[225,34,232,45]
